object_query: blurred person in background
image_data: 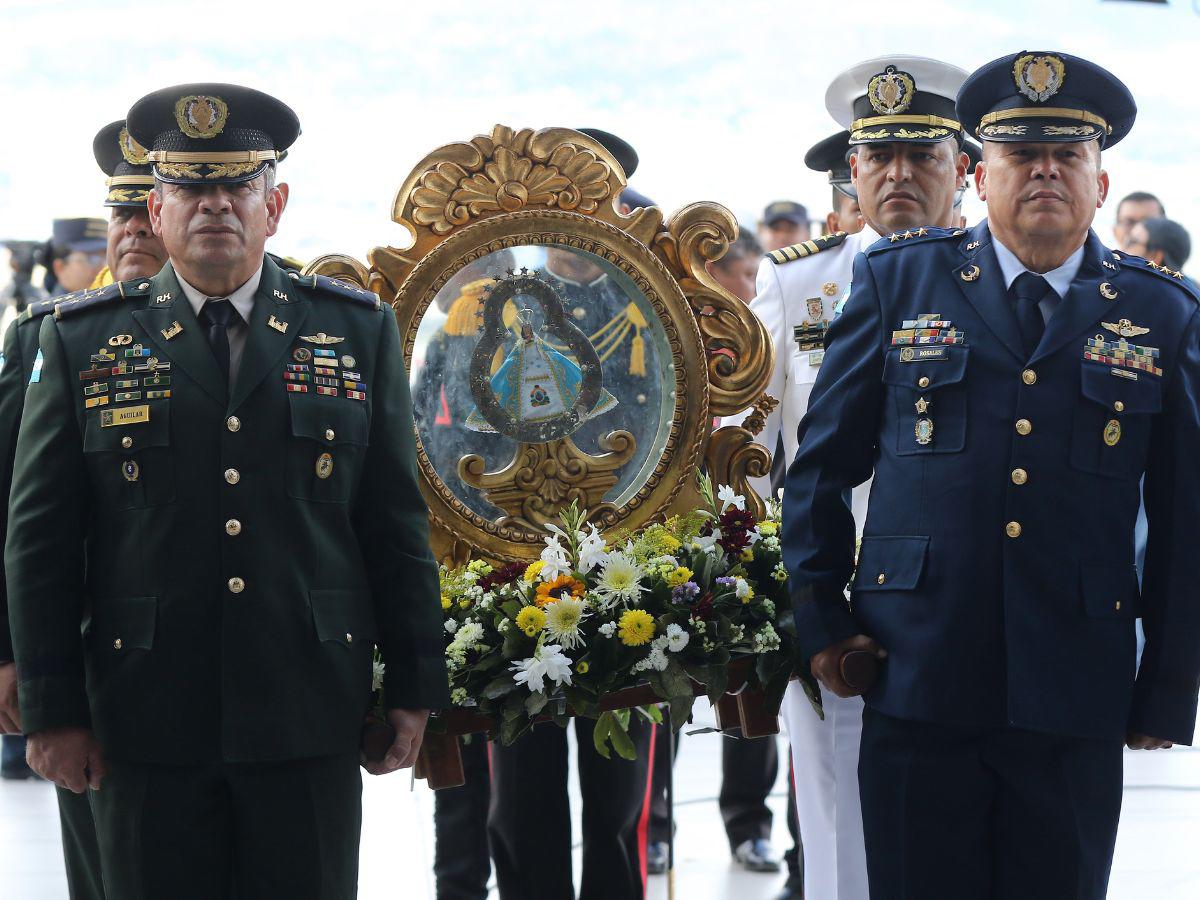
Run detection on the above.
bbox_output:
[36,218,107,298]
[707,231,764,303]
[1123,216,1191,276]
[807,131,865,237]
[1112,189,1164,248]
[758,201,811,253]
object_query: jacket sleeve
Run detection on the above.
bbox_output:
[783,252,884,662]
[720,259,789,501]
[353,308,450,711]
[6,316,91,733]
[1131,304,1200,745]
[0,320,26,664]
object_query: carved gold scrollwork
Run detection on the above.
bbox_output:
[704,425,772,521]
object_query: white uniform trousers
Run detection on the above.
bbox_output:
[782,680,869,900]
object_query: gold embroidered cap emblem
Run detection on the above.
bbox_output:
[867,66,916,115]
[174,94,229,139]
[1013,54,1066,103]
[118,127,150,166]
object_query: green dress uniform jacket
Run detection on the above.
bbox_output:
[7,256,449,764]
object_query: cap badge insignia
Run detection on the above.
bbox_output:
[867,66,916,115]
[118,127,150,166]
[174,94,229,139]
[300,332,345,345]
[1103,318,1148,338]
[1013,54,1066,103]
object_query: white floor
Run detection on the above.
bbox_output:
[3,706,1199,899]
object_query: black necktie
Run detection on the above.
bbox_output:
[1010,272,1050,358]
[199,297,236,383]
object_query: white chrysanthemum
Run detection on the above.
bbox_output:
[497,618,511,633]
[717,484,746,512]
[734,578,752,600]
[444,618,458,634]
[665,623,689,653]
[544,596,588,649]
[599,621,617,638]
[453,621,485,650]
[510,643,574,694]
[371,660,386,693]
[593,550,646,608]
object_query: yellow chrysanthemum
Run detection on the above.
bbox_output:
[740,547,755,562]
[664,566,693,588]
[440,595,452,611]
[516,606,547,637]
[757,521,778,536]
[618,609,656,646]
[523,560,546,583]
[458,598,473,609]
[535,574,586,608]
[741,586,756,604]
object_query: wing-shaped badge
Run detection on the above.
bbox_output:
[1102,319,1150,339]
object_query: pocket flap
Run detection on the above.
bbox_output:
[1079,562,1139,619]
[853,536,930,591]
[92,596,157,651]
[1079,363,1161,415]
[83,401,170,453]
[289,397,369,446]
[310,588,378,647]
[882,346,969,390]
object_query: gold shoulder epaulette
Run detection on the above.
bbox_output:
[767,232,848,265]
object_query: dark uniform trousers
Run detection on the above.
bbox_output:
[433,734,492,900]
[488,716,654,900]
[1,303,107,900]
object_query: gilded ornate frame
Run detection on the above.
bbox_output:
[304,125,774,565]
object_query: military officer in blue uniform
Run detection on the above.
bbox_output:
[784,51,1200,899]
[6,83,448,899]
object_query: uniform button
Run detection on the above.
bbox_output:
[226,416,241,433]
[345,633,353,643]
[1115,601,1122,611]
[1011,468,1028,485]
[228,577,245,594]
[1006,521,1023,539]
[1022,369,1037,385]
[1114,401,1125,412]
[113,638,123,650]
[325,428,335,441]
[1015,419,1032,436]
[225,519,242,536]
[918,376,930,388]
[224,468,240,485]
[876,573,886,585]
[121,436,133,449]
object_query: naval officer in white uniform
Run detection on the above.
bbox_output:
[726,55,972,900]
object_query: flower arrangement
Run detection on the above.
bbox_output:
[424,474,812,758]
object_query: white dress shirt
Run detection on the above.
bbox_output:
[991,237,1085,325]
[176,265,262,385]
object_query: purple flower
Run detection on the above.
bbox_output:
[716,577,736,587]
[671,581,700,604]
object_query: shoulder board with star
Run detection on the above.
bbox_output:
[53,280,148,320]
[1115,253,1200,303]
[17,296,60,324]
[288,271,381,310]
[865,226,966,256]
[767,232,848,265]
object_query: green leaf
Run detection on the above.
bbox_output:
[483,673,515,699]
[592,711,614,759]
[525,691,549,716]
[608,714,638,760]
[667,695,695,731]
[659,658,693,700]
[501,600,522,619]
[637,704,664,725]
[705,663,729,707]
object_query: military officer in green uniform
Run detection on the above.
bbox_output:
[6,83,448,899]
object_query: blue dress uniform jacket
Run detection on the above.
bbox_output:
[6,257,450,764]
[784,220,1200,745]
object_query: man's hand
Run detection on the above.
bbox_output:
[810,634,887,698]
[0,662,20,734]
[1127,733,1174,750]
[27,727,107,793]
[362,708,429,776]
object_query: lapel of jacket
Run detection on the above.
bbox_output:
[228,257,312,413]
[949,220,1026,365]
[1029,231,1123,366]
[131,264,227,406]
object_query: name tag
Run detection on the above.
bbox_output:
[808,350,824,366]
[100,404,150,427]
[899,346,949,362]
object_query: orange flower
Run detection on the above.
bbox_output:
[535,574,585,607]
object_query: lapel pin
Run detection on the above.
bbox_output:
[960,265,981,282]
[966,241,981,251]
[268,315,289,334]
[1099,283,1119,301]
[301,332,345,345]
[161,322,183,341]
[108,334,134,347]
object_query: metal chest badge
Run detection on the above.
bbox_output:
[914,396,934,446]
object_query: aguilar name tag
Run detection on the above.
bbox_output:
[100,404,150,427]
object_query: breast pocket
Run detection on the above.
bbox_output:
[286,397,369,503]
[82,402,174,509]
[790,351,822,386]
[1069,363,1160,480]
[882,346,969,455]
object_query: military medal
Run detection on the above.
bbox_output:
[341,355,356,368]
[108,334,134,347]
[315,453,334,479]
[346,390,366,401]
[915,397,934,446]
[293,348,312,363]
[1103,419,1122,446]
[122,460,140,483]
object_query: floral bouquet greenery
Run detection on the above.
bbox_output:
[421,474,814,759]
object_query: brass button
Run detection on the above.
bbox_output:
[226,416,241,433]
[1015,419,1032,436]
[876,573,886,585]
[224,468,240,485]
[228,577,245,594]
[113,638,123,650]
[325,428,335,442]
[918,376,930,388]
[1011,468,1028,485]
[1115,601,1122,611]
[121,436,133,449]
[1022,369,1037,385]
[1114,401,1125,412]
[225,519,242,536]
[345,633,353,643]
[1006,521,1023,538]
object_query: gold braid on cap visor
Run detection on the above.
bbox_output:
[977,107,1111,135]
